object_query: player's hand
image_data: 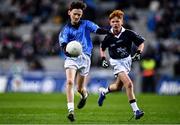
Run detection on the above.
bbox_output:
[65,51,72,57]
[101,57,109,68]
[132,50,141,62]
[61,43,71,57]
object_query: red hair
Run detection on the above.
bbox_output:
[109,10,124,20]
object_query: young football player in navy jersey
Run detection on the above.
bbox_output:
[98,10,145,120]
[59,1,111,122]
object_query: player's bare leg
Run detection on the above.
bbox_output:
[76,73,89,109]
[66,68,76,121]
[108,79,123,92]
[118,72,144,119]
[117,72,135,100]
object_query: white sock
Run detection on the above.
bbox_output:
[84,91,88,98]
[67,102,74,112]
[104,88,110,94]
[130,102,139,113]
[99,87,109,95]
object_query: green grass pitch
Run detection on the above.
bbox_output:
[0,93,180,124]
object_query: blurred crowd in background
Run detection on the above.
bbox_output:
[0,0,180,93]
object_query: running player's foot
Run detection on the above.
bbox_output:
[135,110,144,120]
[77,91,88,109]
[98,87,106,106]
[67,111,75,122]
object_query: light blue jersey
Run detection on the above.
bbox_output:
[59,20,99,56]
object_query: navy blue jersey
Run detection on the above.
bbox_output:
[59,20,99,56]
[101,28,145,59]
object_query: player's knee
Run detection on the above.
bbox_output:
[66,79,74,86]
[128,82,133,89]
[125,82,133,89]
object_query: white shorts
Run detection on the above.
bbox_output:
[64,53,91,76]
[109,55,132,75]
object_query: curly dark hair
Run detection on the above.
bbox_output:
[69,1,87,11]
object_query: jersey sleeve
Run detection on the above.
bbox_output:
[59,26,69,47]
[129,30,145,46]
[100,35,109,51]
[85,20,99,33]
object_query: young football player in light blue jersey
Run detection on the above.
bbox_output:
[58,1,111,122]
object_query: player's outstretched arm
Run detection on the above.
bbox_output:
[96,28,113,36]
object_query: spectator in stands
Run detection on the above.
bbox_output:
[140,55,156,93]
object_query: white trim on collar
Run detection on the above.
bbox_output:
[110,27,125,38]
